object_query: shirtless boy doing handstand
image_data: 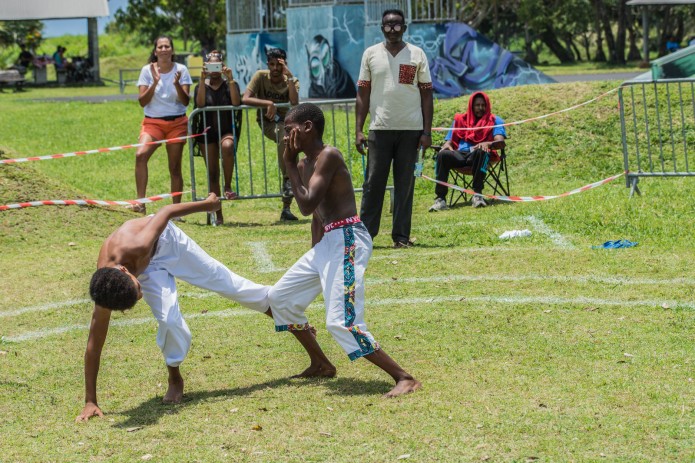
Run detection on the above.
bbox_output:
[268,103,421,397]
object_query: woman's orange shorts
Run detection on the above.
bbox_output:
[140,115,188,144]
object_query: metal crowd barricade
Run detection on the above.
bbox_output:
[119,67,204,93]
[619,78,695,196]
[187,99,395,223]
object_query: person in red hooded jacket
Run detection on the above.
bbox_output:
[429,91,506,210]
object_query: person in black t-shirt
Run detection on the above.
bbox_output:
[193,50,242,225]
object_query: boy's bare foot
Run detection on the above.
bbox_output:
[383,378,421,398]
[291,362,337,378]
[163,366,184,404]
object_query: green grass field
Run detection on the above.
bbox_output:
[0,79,693,462]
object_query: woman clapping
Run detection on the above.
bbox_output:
[134,36,192,214]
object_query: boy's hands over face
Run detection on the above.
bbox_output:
[283,127,302,164]
[76,402,103,423]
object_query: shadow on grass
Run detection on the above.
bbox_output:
[114,376,392,428]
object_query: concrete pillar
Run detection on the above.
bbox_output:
[87,17,100,81]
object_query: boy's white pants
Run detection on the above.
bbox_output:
[138,221,270,366]
[268,223,380,360]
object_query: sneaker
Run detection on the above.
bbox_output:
[283,178,294,198]
[471,194,487,208]
[393,238,416,249]
[429,197,449,212]
[280,208,298,221]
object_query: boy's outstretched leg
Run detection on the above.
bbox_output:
[163,365,184,404]
[289,329,336,378]
[364,349,421,398]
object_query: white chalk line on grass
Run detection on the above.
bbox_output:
[3,272,695,320]
[371,246,549,260]
[4,293,693,343]
[526,215,574,249]
[368,273,695,287]
[0,298,91,318]
[247,241,281,273]
[4,308,254,343]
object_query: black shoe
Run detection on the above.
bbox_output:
[280,208,298,221]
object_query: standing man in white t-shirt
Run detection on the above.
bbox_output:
[355,9,433,248]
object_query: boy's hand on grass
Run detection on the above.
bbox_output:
[76,402,103,422]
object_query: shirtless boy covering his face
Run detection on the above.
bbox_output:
[267,102,421,397]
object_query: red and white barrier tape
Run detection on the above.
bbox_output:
[433,86,619,132]
[0,191,188,211]
[420,172,624,202]
[0,129,208,165]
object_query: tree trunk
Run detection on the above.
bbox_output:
[524,24,538,64]
[614,0,627,64]
[540,27,575,63]
[580,33,592,61]
[592,0,607,62]
[626,10,642,61]
[657,6,673,57]
[596,0,618,64]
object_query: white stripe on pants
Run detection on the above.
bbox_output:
[139,221,270,366]
[268,223,379,360]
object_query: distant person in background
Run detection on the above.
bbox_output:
[52,46,75,81]
[16,45,33,75]
[666,36,680,53]
[193,50,242,225]
[134,36,192,216]
[242,48,300,221]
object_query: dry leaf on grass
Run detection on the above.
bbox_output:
[126,426,143,432]
[141,455,153,461]
[201,309,208,314]
[251,424,262,431]
[319,432,332,437]
[397,454,411,460]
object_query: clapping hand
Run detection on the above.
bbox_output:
[149,63,161,83]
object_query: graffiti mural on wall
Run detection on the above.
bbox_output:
[228,9,552,98]
[226,32,287,88]
[286,4,364,99]
[427,23,555,97]
[306,34,356,98]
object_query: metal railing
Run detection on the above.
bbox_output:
[187,99,394,223]
[228,0,288,33]
[227,0,456,31]
[118,68,203,94]
[619,78,695,196]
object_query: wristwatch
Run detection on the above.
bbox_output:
[287,76,298,83]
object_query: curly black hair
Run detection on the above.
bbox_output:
[89,267,139,311]
[286,103,325,138]
[266,48,287,61]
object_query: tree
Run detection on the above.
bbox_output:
[112,0,226,53]
[0,20,43,51]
